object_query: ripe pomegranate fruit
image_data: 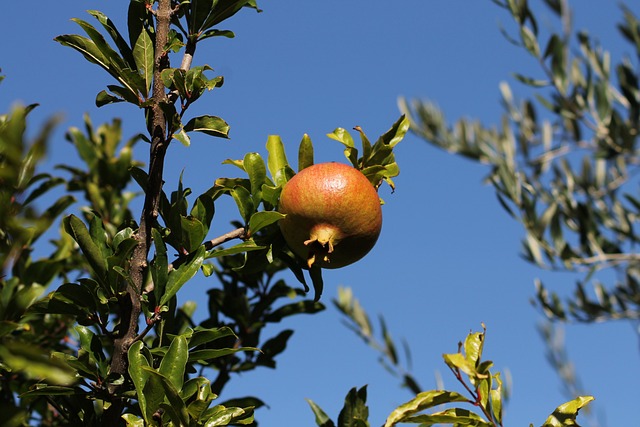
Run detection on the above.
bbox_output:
[278,162,382,269]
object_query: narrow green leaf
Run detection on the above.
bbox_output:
[63,215,108,285]
[520,25,540,56]
[306,399,336,427]
[265,301,325,323]
[159,335,188,390]
[206,240,266,258]
[0,342,76,386]
[327,127,358,167]
[266,135,290,185]
[463,330,485,368]
[87,10,136,69]
[384,391,470,427]
[202,405,248,427]
[19,385,78,398]
[200,0,255,32]
[142,367,190,427]
[132,27,154,95]
[244,152,267,207]
[376,114,410,149]
[180,216,207,252]
[184,115,230,138]
[298,133,314,171]
[248,211,285,236]
[188,347,259,363]
[189,0,215,35]
[189,326,237,348]
[128,341,151,424]
[96,89,124,107]
[121,414,145,427]
[16,134,46,190]
[337,386,369,427]
[231,185,254,225]
[151,228,169,304]
[159,246,205,306]
[309,266,324,302]
[403,408,492,426]
[542,396,595,427]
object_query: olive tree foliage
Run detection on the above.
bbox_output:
[401,0,640,325]
[0,1,593,426]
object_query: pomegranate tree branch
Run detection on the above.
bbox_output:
[108,0,172,401]
[204,227,247,250]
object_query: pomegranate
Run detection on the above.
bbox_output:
[278,162,382,269]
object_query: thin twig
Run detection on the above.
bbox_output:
[204,227,247,250]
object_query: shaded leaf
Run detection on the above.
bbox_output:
[184,115,230,138]
[159,246,205,306]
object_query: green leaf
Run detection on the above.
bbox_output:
[520,25,540,56]
[375,114,410,149]
[87,10,136,69]
[160,246,205,306]
[309,266,324,302]
[152,228,169,303]
[244,152,267,207]
[199,0,257,33]
[159,334,188,390]
[184,115,230,138]
[513,73,550,87]
[266,135,291,185]
[16,132,46,190]
[96,89,124,107]
[464,330,485,368]
[122,414,145,427]
[189,326,237,348]
[265,301,325,323]
[542,396,595,427]
[207,240,266,258]
[180,215,207,252]
[199,29,236,41]
[142,367,190,427]
[128,341,151,424]
[256,330,294,368]
[63,214,108,286]
[337,386,369,427]
[403,408,492,426]
[306,399,336,427]
[231,185,254,225]
[0,342,76,386]
[327,127,358,167]
[298,133,314,171]
[202,405,249,427]
[19,385,78,398]
[188,347,259,364]
[248,211,285,236]
[132,26,154,95]
[384,391,470,427]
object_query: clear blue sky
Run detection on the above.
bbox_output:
[1,1,638,425]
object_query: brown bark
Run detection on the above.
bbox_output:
[102,1,173,424]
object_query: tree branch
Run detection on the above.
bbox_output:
[204,227,247,250]
[104,0,173,423]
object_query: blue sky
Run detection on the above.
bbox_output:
[1,1,639,425]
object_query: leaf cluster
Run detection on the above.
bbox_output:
[401,0,640,323]
[307,312,592,427]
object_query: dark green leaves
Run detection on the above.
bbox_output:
[128,331,256,426]
[55,14,148,105]
[307,386,369,427]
